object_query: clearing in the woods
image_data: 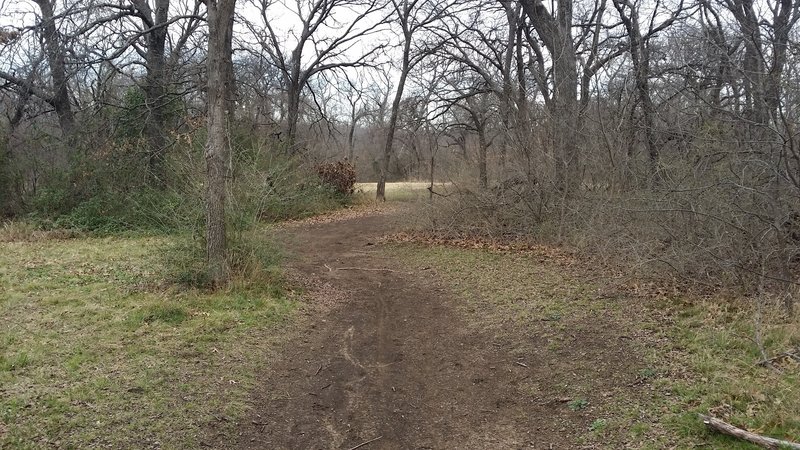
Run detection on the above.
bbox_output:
[2,187,798,449]
[226,208,656,449]
[218,199,799,449]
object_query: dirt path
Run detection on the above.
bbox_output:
[226,209,643,449]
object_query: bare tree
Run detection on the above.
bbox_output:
[0,0,75,137]
[438,1,520,171]
[341,73,369,161]
[520,0,579,192]
[612,0,683,183]
[205,0,236,285]
[376,0,462,200]
[130,0,205,185]
[244,0,387,151]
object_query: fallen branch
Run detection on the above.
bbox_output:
[699,414,800,449]
[347,435,382,450]
[427,186,452,197]
[756,348,800,367]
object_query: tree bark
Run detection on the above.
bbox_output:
[700,415,800,449]
[613,0,659,184]
[205,0,236,286]
[377,37,411,202]
[466,105,489,189]
[347,116,357,161]
[477,125,488,189]
[33,0,74,137]
[499,2,520,171]
[286,75,301,151]
[140,0,171,187]
[520,0,580,193]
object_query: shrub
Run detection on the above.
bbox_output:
[315,160,356,196]
[28,187,198,234]
[235,157,346,222]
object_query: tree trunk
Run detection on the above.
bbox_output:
[143,0,171,187]
[285,53,303,152]
[727,0,769,126]
[429,154,435,201]
[521,0,580,193]
[498,3,519,171]
[468,106,489,189]
[613,0,659,184]
[205,0,236,286]
[377,39,411,202]
[347,106,358,161]
[478,126,488,189]
[286,82,300,152]
[33,0,74,137]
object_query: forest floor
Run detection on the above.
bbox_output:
[2,185,797,449]
[227,207,644,449]
[219,196,799,449]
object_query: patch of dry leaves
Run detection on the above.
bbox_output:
[380,230,578,264]
[283,268,351,310]
[278,203,402,228]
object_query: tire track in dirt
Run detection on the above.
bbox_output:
[226,209,646,449]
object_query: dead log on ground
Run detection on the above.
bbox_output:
[699,414,800,449]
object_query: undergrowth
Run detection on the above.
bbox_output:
[387,241,800,449]
[0,230,294,448]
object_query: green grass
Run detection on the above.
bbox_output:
[652,299,800,449]
[387,242,800,449]
[569,398,590,411]
[0,232,294,448]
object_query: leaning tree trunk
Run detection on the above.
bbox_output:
[377,39,411,202]
[205,0,236,286]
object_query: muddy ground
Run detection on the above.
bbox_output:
[221,209,648,450]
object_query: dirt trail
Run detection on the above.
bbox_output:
[228,209,641,449]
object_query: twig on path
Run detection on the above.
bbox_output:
[324,264,333,272]
[699,414,800,449]
[314,364,323,376]
[335,266,411,274]
[515,361,529,368]
[347,436,383,450]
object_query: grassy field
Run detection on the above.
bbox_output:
[387,243,800,449]
[354,181,451,202]
[0,229,293,448]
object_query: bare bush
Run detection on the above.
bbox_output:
[316,160,357,196]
